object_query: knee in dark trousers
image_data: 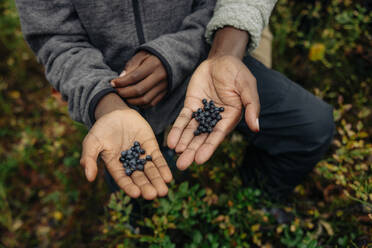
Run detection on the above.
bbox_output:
[238,56,336,200]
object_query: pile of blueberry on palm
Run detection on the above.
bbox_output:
[119,141,152,176]
[192,99,224,136]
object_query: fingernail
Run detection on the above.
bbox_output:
[256,118,260,132]
[120,70,126,77]
[110,80,115,87]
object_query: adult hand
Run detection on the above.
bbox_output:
[111,51,168,107]
[80,109,173,200]
[167,55,260,170]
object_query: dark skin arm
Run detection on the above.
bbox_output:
[208,26,250,59]
[167,26,260,170]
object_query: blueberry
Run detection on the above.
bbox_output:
[219,107,224,112]
[134,141,140,147]
[140,159,146,165]
[202,99,207,104]
[204,105,210,111]
[146,155,152,161]
[133,152,139,158]
[197,108,202,113]
[208,127,213,133]
[194,130,200,136]
[216,114,222,120]
[136,164,144,171]
[195,116,200,121]
[205,112,210,117]
[202,127,207,133]
[211,113,216,118]
[123,161,128,167]
[127,150,132,155]
[140,148,145,154]
[125,168,133,176]
[121,151,127,157]
[119,157,125,162]
[127,154,133,160]
[129,159,136,166]
[210,100,214,106]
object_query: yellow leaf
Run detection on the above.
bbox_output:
[276,225,284,234]
[252,235,262,246]
[53,211,63,221]
[251,224,260,232]
[306,222,314,229]
[358,131,368,138]
[319,220,334,236]
[309,43,325,61]
[9,90,20,99]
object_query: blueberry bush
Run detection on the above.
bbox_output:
[0,0,371,247]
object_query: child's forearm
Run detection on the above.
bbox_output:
[94,93,130,120]
[208,26,250,60]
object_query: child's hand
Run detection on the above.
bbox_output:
[111,51,168,107]
[80,109,173,200]
[167,55,260,170]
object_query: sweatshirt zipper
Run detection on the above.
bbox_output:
[132,0,145,44]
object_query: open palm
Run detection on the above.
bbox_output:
[167,56,260,170]
[80,109,172,200]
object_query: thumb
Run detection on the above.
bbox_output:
[240,87,260,133]
[80,133,102,182]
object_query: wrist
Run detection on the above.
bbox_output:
[95,93,130,120]
[208,26,250,60]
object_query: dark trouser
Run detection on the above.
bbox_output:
[104,56,335,199]
[236,56,335,200]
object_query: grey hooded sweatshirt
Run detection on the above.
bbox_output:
[15,0,215,134]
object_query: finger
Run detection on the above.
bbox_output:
[125,51,150,73]
[111,59,154,88]
[118,76,167,100]
[175,118,199,153]
[80,133,102,182]
[167,107,193,149]
[142,138,173,183]
[131,171,158,200]
[126,83,166,107]
[144,160,169,197]
[106,161,141,198]
[240,86,260,132]
[194,126,228,165]
[145,90,167,108]
[176,133,208,170]
[245,104,260,133]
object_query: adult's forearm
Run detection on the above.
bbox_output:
[94,93,130,120]
[208,26,249,60]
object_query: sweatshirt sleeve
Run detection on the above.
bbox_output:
[138,0,216,93]
[15,0,119,127]
[205,0,277,53]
